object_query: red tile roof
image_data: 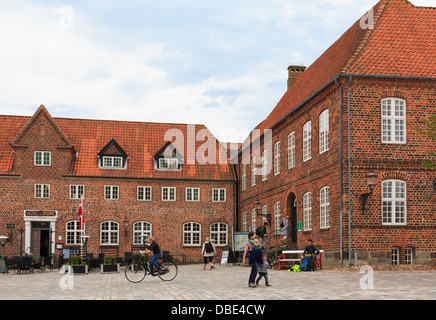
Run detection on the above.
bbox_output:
[250,0,436,141]
[0,106,236,181]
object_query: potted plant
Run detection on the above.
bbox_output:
[62,255,88,274]
[100,255,120,273]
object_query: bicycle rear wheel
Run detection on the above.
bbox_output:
[125,263,146,283]
[157,262,178,281]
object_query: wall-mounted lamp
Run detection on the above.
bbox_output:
[361,169,377,213]
[255,198,271,225]
[123,216,129,238]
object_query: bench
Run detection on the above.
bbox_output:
[278,250,324,270]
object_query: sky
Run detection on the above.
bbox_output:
[0,0,435,143]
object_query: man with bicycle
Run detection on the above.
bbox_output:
[144,236,162,275]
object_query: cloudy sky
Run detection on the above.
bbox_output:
[0,0,434,143]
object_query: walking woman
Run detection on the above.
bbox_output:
[242,232,263,288]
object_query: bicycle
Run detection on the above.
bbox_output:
[124,253,178,283]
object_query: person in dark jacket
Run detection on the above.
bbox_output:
[300,239,320,261]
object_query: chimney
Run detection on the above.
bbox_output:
[287,65,306,90]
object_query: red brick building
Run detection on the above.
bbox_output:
[0,106,237,263]
[238,0,435,266]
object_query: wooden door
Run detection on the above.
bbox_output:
[32,230,40,256]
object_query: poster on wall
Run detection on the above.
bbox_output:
[233,232,249,251]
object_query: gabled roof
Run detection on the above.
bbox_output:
[98,139,128,158]
[253,0,436,137]
[153,141,184,161]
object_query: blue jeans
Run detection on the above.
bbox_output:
[149,253,161,271]
[248,262,259,284]
[256,272,269,284]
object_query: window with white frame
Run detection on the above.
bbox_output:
[186,187,200,201]
[70,185,85,200]
[35,184,50,199]
[242,164,247,191]
[242,212,247,232]
[405,248,413,265]
[102,156,123,168]
[262,205,268,223]
[303,192,312,231]
[133,221,152,245]
[137,186,152,201]
[381,98,406,144]
[104,185,119,200]
[251,209,257,231]
[158,158,179,170]
[382,180,406,225]
[274,142,280,175]
[320,186,330,229]
[212,188,226,202]
[66,220,82,245]
[210,222,228,245]
[183,222,201,246]
[251,157,257,187]
[274,202,281,233]
[100,221,119,245]
[319,109,329,153]
[392,247,400,265]
[303,121,312,162]
[162,187,176,201]
[288,132,295,169]
[34,151,51,166]
[262,150,268,181]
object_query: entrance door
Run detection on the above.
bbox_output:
[31,230,40,256]
[287,193,298,244]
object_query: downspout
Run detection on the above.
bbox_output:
[335,77,344,267]
[346,75,353,267]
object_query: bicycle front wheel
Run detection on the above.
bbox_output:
[158,262,178,281]
[125,263,146,283]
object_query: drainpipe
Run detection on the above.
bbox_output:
[346,75,353,267]
[335,77,344,267]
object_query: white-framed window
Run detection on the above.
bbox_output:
[212,188,226,202]
[381,98,406,144]
[320,186,330,229]
[251,209,257,232]
[262,150,268,181]
[274,142,280,175]
[35,184,50,199]
[251,157,257,187]
[303,192,312,231]
[392,247,400,265]
[102,156,123,168]
[183,222,201,246]
[34,151,51,166]
[66,220,82,245]
[303,121,312,162]
[70,185,85,200]
[137,186,152,201]
[319,109,329,154]
[288,132,295,169]
[262,205,268,223]
[100,221,119,245]
[133,221,152,245]
[405,248,413,265]
[104,185,119,200]
[162,187,176,201]
[242,212,247,232]
[210,222,228,245]
[382,180,406,225]
[274,202,281,233]
[186,187,200,201]
[158,158,179,170]
[242,164,247,191]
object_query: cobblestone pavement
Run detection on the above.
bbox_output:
[0,264,435,300]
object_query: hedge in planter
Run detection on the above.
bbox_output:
[62,256,88,274]
[100,255,120,273]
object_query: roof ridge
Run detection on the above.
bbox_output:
[341,0,389,74]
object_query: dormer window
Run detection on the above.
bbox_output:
[98,139,128,170]
[154,142,183,171]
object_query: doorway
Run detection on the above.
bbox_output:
[287,193,298,244]
[31,222,50,256]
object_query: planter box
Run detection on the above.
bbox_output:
[100,264,120,273]
[60,265,88,274]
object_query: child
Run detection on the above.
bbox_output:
[256,254,271,287]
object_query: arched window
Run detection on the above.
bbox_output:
[133,221,152,245]
[303,192,312,231]
[288,132,295,169]
[381,98,406,143]
[274,202,281,233]
[251,209,257,232]
[303,121,312,162]
[382,180,406,225]
[242,212,247,232]
[100,221,119,245]
[210,223,228,245]
[274,141,280,175]
[66,220,82,245]
[320,186,330,228]
[183,222,201,246]
[319,109,329,153]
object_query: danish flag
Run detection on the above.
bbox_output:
[78,197,84,230]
